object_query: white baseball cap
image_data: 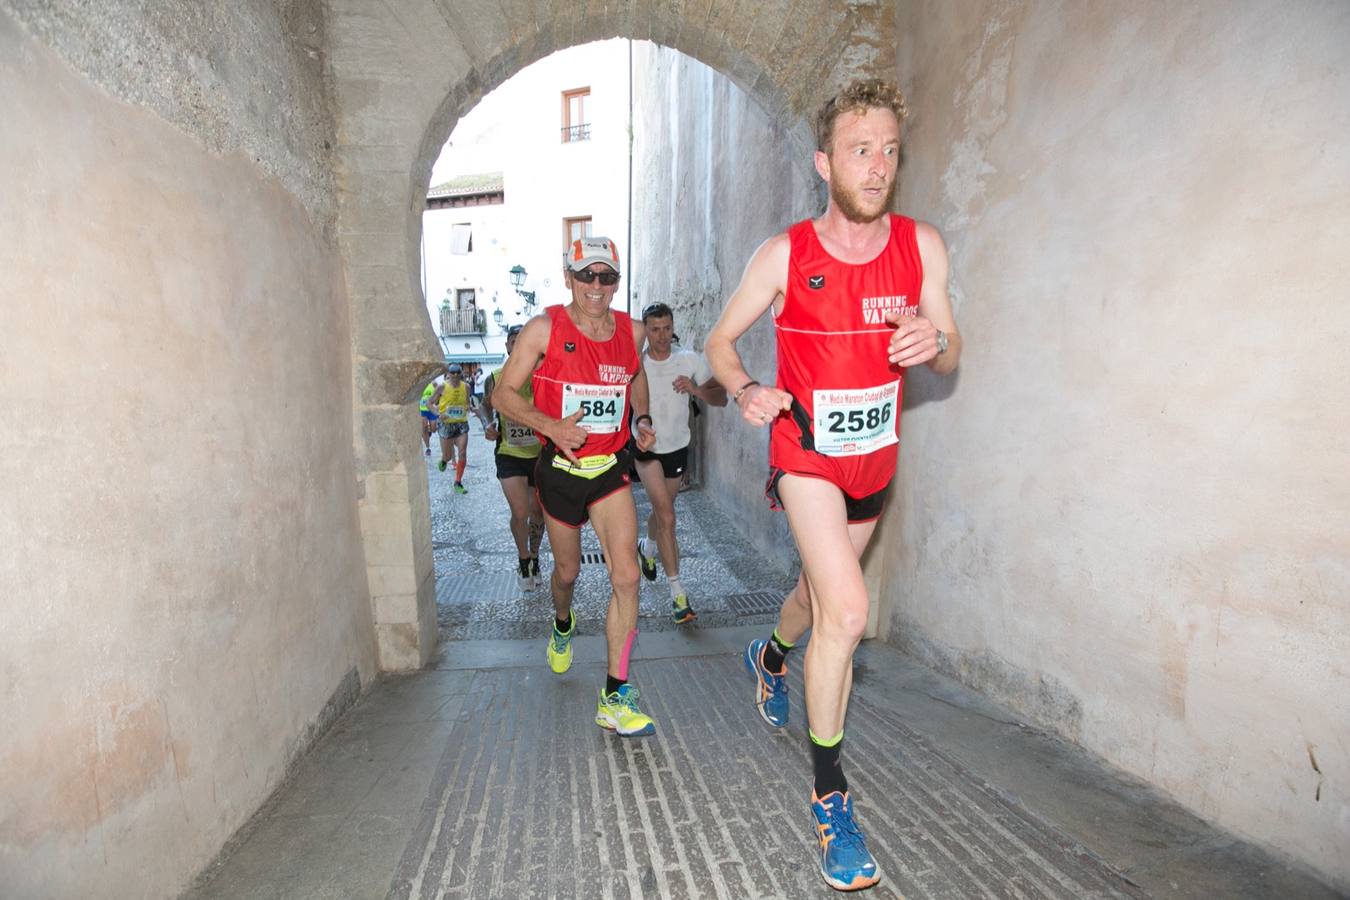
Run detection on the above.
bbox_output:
[565,236,621,274]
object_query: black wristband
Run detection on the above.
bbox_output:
[733,380,760,403]
[634,414,653,426]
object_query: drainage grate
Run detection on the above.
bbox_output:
[436,572,520,605]
[727,590,785,616]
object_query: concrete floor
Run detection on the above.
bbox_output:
[184,626,1340,899]
[185,430,1343,898]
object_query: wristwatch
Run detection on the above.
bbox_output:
[936,330,949,355]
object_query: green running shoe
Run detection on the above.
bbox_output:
[637,541,657,581]
[546,618,573,674]
[595,684,655,737]
[671,593,697,624]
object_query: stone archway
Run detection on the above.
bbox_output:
[326,0,894,669]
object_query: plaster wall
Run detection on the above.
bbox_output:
[630,45,820,571]
[0,6,373,897]
[884,0,1350,884]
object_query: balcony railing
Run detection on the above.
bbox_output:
[440,308,486,335]
[562,123,591,143]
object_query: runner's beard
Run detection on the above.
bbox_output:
[831,177,896,224]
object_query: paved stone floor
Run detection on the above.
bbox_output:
[186,424,1344,899]
[426,421,795,642]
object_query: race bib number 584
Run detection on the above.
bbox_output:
[812,381,900,457]
[561,383,626,434]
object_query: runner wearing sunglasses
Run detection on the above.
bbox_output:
[707,79,962,892]
[634,302,727,623]
[490,236,661,737]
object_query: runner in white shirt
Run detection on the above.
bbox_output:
[634,303,727,622]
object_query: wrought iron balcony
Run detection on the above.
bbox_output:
[439,308,486,335]
[562,123,591,143]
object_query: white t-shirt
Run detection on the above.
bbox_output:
[642,349,712,454]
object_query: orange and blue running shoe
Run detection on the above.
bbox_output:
[810,790,881,892]
[743,639,789,727]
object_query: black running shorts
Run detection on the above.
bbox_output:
[765,468,891,524]
[634,444,689,480]
[495,452,537,485]
[535,444,634,528]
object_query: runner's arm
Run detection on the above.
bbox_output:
[481,373,496,419]
[888,221,961,374]
[630,365,657,452]
[693,376,727,407]
[481,373,499,439]
[706,234,793,423]
[490,314,587,455]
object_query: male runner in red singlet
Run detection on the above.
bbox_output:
[707,79,962,892]
[491,236,661,737]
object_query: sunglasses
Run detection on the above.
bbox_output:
[572,268,620,286]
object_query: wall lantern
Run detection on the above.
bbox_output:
[508,264,536,306]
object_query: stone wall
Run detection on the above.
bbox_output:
[0,5,374,897]
[883,0,1350,885]
[630,45,820,572]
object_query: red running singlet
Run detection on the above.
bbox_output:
[532,304,640,458]
[769,214,923,499]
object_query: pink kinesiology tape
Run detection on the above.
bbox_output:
[616,628,638,680]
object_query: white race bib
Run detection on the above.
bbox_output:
[812,381,900,457]
[504,420,539,448]
[561,383,626,434]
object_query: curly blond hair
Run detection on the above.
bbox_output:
[816,78,909,153]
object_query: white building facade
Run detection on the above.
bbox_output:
[422,39,639,366]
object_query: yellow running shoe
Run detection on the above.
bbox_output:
[595,684,656,736]
[546,617,573,674]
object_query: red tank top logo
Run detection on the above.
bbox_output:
[861,295,915,324]
[597,364,632,384]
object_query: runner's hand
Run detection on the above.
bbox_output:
[672,375,697,396]
[484,425,499,442]
[635,421,657,453]
[886,312,940,367]
[738,384,791,428]
[550,409,588,464]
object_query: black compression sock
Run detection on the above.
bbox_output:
[810,730,848,797]
[519,557,532,577]
[762,628,794,673]
[605,675,627,697]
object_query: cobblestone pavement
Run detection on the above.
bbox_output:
[425,421,795,642]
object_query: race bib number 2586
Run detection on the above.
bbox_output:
[812,381,900,457]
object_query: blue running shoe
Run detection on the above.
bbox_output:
[810,790,880,892]
[743,639,789,727]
